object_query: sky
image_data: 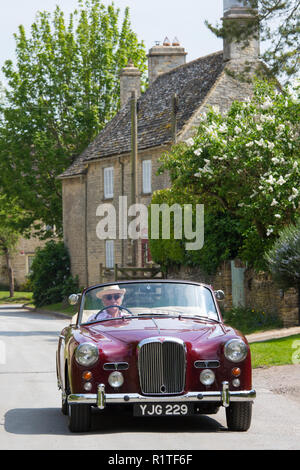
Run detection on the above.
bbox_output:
[0,0,224,85]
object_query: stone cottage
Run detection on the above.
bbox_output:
[60,0,264,289]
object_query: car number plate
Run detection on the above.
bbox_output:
[133,403,193,417]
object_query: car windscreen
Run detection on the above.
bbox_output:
[79,282,219,324]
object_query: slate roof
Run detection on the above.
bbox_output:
[59,51,224,179]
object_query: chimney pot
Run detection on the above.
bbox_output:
[172,37,180,46]
[147,40,187,84]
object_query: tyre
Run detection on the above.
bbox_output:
[61,392,69,415]
[61,369,70,415]
[68,404,91,433]
[225,402,252,431]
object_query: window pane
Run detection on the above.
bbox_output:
[104,167,114,198]
[142,160,151,193]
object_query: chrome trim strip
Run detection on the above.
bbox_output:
[194,360,220,369]
[68,386,256,407]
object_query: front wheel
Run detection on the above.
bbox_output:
[226,402,252,431]
[68,404,91,433]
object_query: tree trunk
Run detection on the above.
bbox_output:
[4,248,14,298]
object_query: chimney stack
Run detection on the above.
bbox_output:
[120,59,141,108]
[223,0,259,62]
[147,38,187,85]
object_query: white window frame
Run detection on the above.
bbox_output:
[105,240,114,268]
[142,160,152,194]
[104,167,114,199]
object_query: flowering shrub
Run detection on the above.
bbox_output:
[158,80,300,268]
[265,219,300,291]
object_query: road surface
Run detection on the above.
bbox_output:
[0,305,299,450]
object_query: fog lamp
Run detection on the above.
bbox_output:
[108,371,124,388]
[232,378,240,388]
[200,369,215,386]
[83,382,92,391]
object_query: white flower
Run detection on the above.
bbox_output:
[255,139,265,147]
[261,98,273,110]
[194,148,202,156]
[271,157,280,164]
[266,228,274,236]
[277,175,286,185]
[211,105,220,114]
[256,125,263,131]
[274,214,281,218]
[219,124,227,133]
[266,174,275,185]
[268,142,275,150]
[185,138,194,147]
[234,126,242,134]
[246,141,254,147]
[271,199,278,206]
[293,161,298,169]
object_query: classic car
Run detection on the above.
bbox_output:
[56,280,256,432]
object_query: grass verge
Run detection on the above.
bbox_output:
[250,334,300,368]
[0,291,33,304]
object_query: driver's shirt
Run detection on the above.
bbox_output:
[87,310,111,322]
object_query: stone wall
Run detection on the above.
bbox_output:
[0,235,47,289]
[167,262,299,327]
[245,269,299,327]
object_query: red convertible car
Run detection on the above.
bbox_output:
[56,280,256,432]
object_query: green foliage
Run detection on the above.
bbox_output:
[223,306,283,335]
[29,240,79,307]
[0,0,147,237]
[158,80,300,270]
[265,219,300,290]
[149,189,242,275]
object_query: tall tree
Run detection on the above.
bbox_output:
[0,0,147,237]
[206,0,300,82]
[0,194,32,297]
[157,80,300,269]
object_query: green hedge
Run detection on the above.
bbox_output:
[29,241,79,307]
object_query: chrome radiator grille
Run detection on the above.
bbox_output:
[138,338,186,395]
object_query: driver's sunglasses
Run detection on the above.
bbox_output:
[103,294,122,301]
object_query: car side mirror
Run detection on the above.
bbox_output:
[68,293,81,306]
[214,290,225,301]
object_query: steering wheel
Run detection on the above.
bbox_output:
[95,305,133,320]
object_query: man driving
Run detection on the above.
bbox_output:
[87,285,126,322]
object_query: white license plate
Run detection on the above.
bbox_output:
[133,403,193,417]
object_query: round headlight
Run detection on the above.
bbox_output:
[200,369,215,386]
[75,342,99,366]
[108,371,124,388]
[224,339,248,363]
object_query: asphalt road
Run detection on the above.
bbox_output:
[0,305,299,450]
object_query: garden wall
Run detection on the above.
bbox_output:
[167,261,299,327]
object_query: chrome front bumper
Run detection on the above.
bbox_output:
[68,382,256,409]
